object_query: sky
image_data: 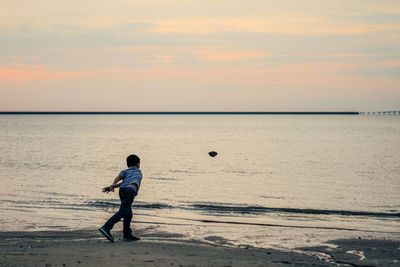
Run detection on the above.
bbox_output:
[1,0,400,111]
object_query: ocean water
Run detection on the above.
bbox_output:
[0,115,399,249]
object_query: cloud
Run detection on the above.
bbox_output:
[375,60,400,67]
[108,45,273,62]
[2,56,28,60]
[319,54,368,58]
[144,17,400,35]
[336,60,400,77]
[153,55,176,64]
[2,9,400,36]
[0,65,92,82]
[195,48,271,62]
[10,63,45,70]
[93,61,399,90]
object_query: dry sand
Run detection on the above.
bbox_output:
[0,230,399,266]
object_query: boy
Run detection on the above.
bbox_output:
[99,154,142,242]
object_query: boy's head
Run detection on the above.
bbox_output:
[127,154,140,167]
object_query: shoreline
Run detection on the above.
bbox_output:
[1,230,399,266]
[0,111,360,115]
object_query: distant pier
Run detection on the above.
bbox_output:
[360,111,400,115]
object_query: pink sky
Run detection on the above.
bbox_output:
[1,0,399,111]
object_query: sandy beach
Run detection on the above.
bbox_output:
[1,229,399,267]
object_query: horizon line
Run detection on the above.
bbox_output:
[0,111,360,115]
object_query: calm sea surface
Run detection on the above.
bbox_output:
[0,115,399,249]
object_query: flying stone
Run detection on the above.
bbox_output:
[208,151,218,157]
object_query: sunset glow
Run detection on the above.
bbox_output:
[1,0,399,111]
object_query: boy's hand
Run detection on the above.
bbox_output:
[102,186,114,193]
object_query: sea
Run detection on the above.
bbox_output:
[0,115,399,250]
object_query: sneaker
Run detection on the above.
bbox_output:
[122,234,140,242]
[98,226,114,242]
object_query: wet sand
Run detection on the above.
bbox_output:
[1,230,399,266]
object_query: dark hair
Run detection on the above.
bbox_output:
[126,154,140,167]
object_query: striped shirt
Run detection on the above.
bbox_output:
[119,166,143,192]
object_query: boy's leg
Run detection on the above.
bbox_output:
[122,204,140,241]
[104,188,134,231]
[123,207,133,236]
[121,188,136,236]
[104,211,122,231]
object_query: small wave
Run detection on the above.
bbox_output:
[86,201,173,210]
[169,170,189,173]
[136,203,173,209]
[86,201,119,208]
[260,195,285,199]
[30,191,86,198]
[3,197,399,219]
[191,204,400,218]
[149,177,177,181]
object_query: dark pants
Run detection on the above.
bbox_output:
[104,187,137,236]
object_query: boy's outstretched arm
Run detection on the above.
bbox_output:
[102,174,123,193]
